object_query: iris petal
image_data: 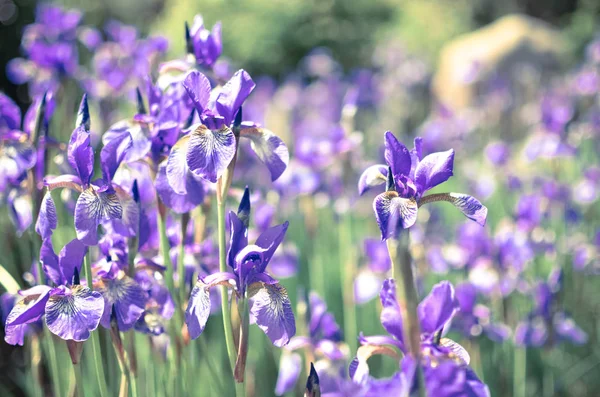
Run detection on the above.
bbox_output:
[239,127,289,181]
[373,191,418,240]
[254,221,289,273]
[45,285,104,341]
[214,69,256,124]
[4,288,52,346]
[67,125,94,186]
[358,164,388,196]
[183,70,212,114]
[75,188,123,245]
[97,275,146,331]
[44,174,83,192]
[419,193,488,226]
[100,130,132,183]
[248,282,295,347]
[156,160,205,213]
[418,281,459,337]
[275,352,302,396]
[35,191,57,239]
[186,124,236,183]
[414,149,454,193]
[384,131,412,177]
[380,278,404,345]
[166,135,191,195]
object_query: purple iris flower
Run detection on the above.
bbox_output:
[351,279,489,396]
[41,95,138,245]
[186,15,222,67]
[515,268,587,347]
[185,187,295,347]
[166,70,289,189]
[4,238,104,344]
[133,259,175,336]
[359,132,487,240]
[452,282,511,342]
[7,5,81,95]
[275,292,346,395]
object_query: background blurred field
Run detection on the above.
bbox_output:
[1,0,600,396]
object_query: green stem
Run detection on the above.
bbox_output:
[43,330,62,397]
[72,362,85,397]
[386,234,426,397]
[340,214,358,353]
[513,346,527,397]
[217,198,239,379]
[83,253,109,397]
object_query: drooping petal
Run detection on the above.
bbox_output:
[186,124,236,183]
[418,281,459,338]
[44,174,83,192]
[57,239,87,285]
[182,70,212,114]
[438,337,471,365]
[419,193,488,226]
[358,164,388,196]
[100,130,132,183]
[75,187,123,245]
[384,131,412,177]
[185,272,236,339]
[239,127,289,181]
[97,275,146,331]
[214,69,256,124]
[414,149,454,193]
[67,124,94,187]
[5,286,52,326]
[35,191,57,239]
[373,191,418,240]
[156,160,205,213]
[166,135,192,194]
[380,278,404,344]
[249,282,296,347]
[45,285,104,341]
[275,352,302,396]
[254,221,289,273]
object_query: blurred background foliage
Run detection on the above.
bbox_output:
[2,0,600,108]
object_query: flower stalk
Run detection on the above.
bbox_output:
[386,232,426,397]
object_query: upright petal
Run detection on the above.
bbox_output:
[358,164,388,196]
[227,211,248,269]
[240,127,289,181]
[45,285,104,341]
[186,124,236,183]
[75,188,123,245]
[0,92,21,133]
[57,239,87,284]
[419,193,488,226]
[254,221,289,273]
[183,70,212,114]
[100,130,132,183]
[214,69,256,124]
[414,149,454,193]
[553,312,588,345]
[97,275,146,331]
[35,191,57,239]
[249,282,295,347]
[68,125,94,186]
[373,191,418,240]
[380,278,404,344]
[384,131,411,177]
[40,238,63,285]
[418,281,459,338]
